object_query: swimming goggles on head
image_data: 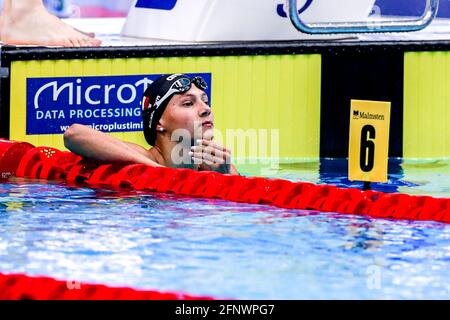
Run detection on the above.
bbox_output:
[153,76,208,110]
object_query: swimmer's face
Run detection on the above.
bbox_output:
[159,84,214,141]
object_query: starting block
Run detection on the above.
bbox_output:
[121,0,376,41]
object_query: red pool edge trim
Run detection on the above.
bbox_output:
[1,139,449,224]
[0,273,213,300]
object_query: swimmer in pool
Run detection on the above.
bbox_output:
[0,0,101,47]
[64,74,238,175]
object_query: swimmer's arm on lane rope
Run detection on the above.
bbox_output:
[63,124,162,167]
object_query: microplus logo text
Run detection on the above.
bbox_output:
[26,73,211,135]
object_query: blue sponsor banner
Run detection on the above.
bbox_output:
[26,73,212,135]
[135,0,178,11]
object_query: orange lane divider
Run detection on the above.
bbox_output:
[1,139,449,223]
[0,273,212,300]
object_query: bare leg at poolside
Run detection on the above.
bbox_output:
[0,0,101,47]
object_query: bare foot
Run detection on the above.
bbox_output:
[76,29,96,39]
[1,5,101,47]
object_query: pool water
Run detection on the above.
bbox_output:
[0,159,449,299]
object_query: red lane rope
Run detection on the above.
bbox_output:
[0,140,34,178]
[1,139,449,223]
[0,273,212,300]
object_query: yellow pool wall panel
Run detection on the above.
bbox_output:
[404,51,450,159]
[10,54,321,159]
